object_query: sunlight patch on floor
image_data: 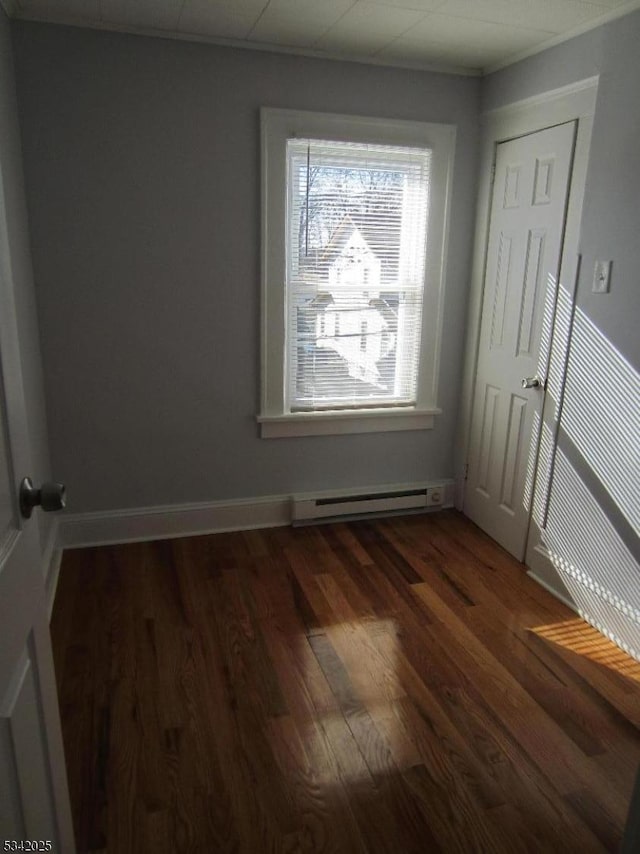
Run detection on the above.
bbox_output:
[532,617,640,681]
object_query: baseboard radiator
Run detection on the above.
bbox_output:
[292,483,448,525]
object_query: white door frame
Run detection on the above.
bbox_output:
[456,77,599,585]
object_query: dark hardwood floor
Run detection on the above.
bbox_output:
[51,510,640,853]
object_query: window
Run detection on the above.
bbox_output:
[260,109,455,438]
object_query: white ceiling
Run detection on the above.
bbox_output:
[6,0,640,74]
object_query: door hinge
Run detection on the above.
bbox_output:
[490,161,496,183]
[463,463,469,481]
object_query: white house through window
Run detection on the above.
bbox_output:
[287,139,431,412]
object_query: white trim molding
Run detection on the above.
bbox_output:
[482,76,600,122]
[260,108,455,438]
[59,495,292,550]
[526,546,578,614]
[485,1,640,74]
[258,407,440,438]
[56,480,455,550]
[7,1,640,76]
[39,518,63,620]
[46,548,64,620]
[526,569,578,614]
[7,9,478,77]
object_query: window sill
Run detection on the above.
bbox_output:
[258,408,441,438]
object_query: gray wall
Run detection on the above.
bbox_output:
[0,9,52,557]
[485,11,640,654]
[484,11,639,369]
[11,22,480,513]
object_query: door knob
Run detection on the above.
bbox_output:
[521,376,545,389]
[19,477,66,519]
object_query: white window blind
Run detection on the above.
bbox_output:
[286,138,431,412]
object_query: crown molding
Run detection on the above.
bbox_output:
[484,0,640,74]
[12,11,481,77]
[10,0,640,79]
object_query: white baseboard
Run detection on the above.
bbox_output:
[46,548,64,620]
[526,568,578,613]
[57,480,455,550]
[59,494,293,549]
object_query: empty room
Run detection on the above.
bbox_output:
[0,0,639,851]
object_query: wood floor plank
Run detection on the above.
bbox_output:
[376,613,606,850]
[395,525,640,766]
[51,510,640,853]
[411,580,628,824]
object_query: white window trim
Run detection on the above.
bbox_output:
[259,108,455,438]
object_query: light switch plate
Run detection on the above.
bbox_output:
[593,259,612,293]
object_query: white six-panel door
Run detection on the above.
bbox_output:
[465,122,576,560]
[0,162,74,847]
